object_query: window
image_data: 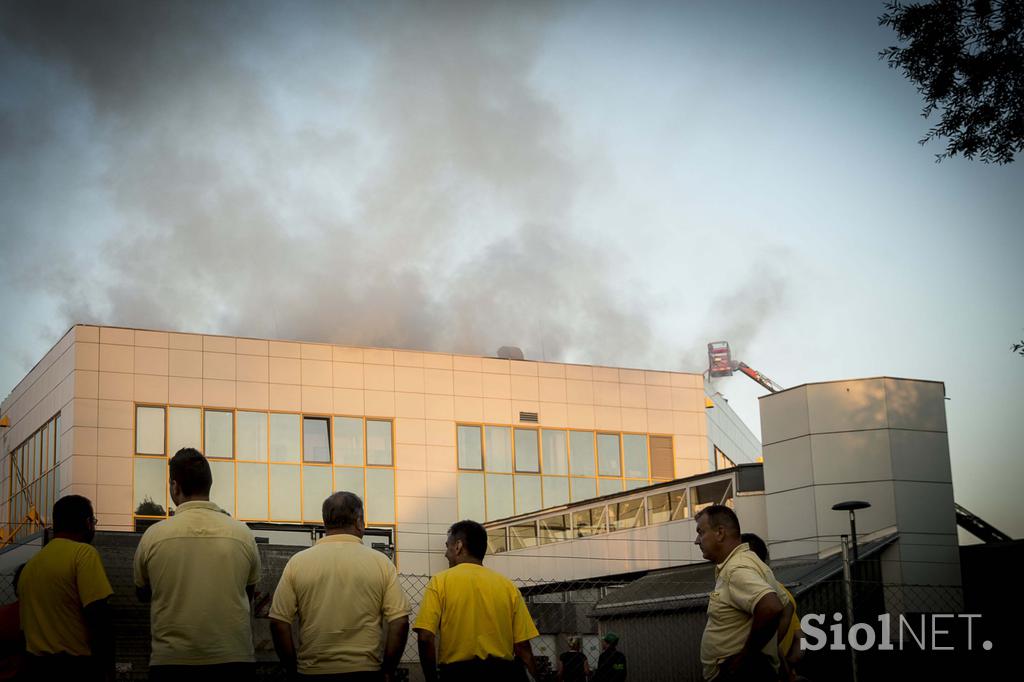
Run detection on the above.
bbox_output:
[650,435,674,479]
[334,417,363,465]
[573,507,607,537]
[693,479,733,513]
[515,475,542,514]
[457,425,483,470]
[610,498,646,531]
[303,417,331,463]
[270,464,301,521]
[671,489,689,520]
[569,431,595,476]
[366,420,393,466]
[597,434,621,476]
[457,472,485,521]
[542,476,569,508]
[539,514,570,544]
[623,434,648,478]
[302,466,333,522]
[365,469,395,522]
[134,458,167,516]
[236,463,268,519]
[485,426,513,472]
[486,474,514,520]
[209,461,235,515]
[570,477,597,502]
[598,478,623,496]
[715,447,736,470]
[509,522,538,549]
[237,411,268,461]
[541,430,568,475]
[204,411,233,459]
[488,527,508,554]
[167,407,201,456]
[136,407,165,455]
[648,492,671,524]
[335,467,364,498]
[514,429,539,472]
[270,413,301,462]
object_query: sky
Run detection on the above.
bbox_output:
[1,0,1021,538]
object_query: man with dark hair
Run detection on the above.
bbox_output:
[414,519,539,682]
[592,633,626,682]
[133,448,261,681]
[18,495,114,681]
[269,491,410,680]
[695,505,788,681]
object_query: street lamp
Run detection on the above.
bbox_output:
[832,500,871,562]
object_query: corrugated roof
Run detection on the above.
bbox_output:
[592,534,897,618]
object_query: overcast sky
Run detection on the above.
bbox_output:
[1,0,1021,537]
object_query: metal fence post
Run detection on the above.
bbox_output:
[841,535,859,682]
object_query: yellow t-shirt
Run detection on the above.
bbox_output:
[133,501,261,666]
[413,563,539,665]
[700,543,791,681]
[777,584,800,656]
[18,538,113,656]
[269,534,411,674]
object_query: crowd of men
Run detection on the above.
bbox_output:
[9,447,800,681]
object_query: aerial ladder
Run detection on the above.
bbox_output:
[706,340,1013,543]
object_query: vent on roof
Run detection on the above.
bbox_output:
[519,411,539,423]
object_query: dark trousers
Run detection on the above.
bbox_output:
[27,654,101,682]
[439,657,526,682]
[712,653,778,682]
[148,662,256,682]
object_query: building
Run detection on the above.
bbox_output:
[0,323,760,574]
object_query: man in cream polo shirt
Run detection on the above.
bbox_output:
[695,504,788,681]
[269,491,410,680]
[134,448,262,681]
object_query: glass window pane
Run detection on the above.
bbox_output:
[457,472,485,522]
[270,464,301,521]
[611,498,646,531]
[648,492,671,524]
[487,528,508,554]
[303,466,333,522]
[509,522,538,550]
[514,475,542,515]
[542,476,569,508]
[693,479,732,514]
[570,477,597,502]
[303,417,331,463]
[209,461,235,516]
[237,411,268,461]
[133,458,167,516]
[168,407,202,457]
[514,429,539,473]
[625,479,648,490]
[334,417,363,466]
[485,427,512,473]
[569,431,595,476]
[366,469,395,523]
[270,414,301,462]
[334,467,364,498]
[457,425,482,470]
[539,514,570,544]
[572,507,606,537]
[597,434,621,477]
[366,420,393,466]
[237,463,268,519]
[623,434,648,479]
[599,478,623,496]
[47,420,56,470]
[204,411,233,459]
[670,489,689,520]
[486,474,514,521]
[541,430,568,475]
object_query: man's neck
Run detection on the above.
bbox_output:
[716,539,742,564]
[174,495,210,506]
[454,557,483,567]
[52,531,88,543]
[324,527,362,538]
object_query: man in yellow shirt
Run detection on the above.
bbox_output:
[269,491,410,680]
[134,448,261,681]
[414,520,539,682]
[18,494,114,681]
[741,532,803,681]
[695,505,788,681]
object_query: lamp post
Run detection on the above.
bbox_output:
[831,500,871,562]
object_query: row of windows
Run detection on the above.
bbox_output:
[6,414,61,541]
[457,425,674,479]
[486,477,734,553]
[135,406,393,466]
[134,458,395,524]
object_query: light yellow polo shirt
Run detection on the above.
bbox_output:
[133,501,261,666]
[413,563,539,665]
[18,538,113,656]
[268,534,411,674]
[700,543,790,680]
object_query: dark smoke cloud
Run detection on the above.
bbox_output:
[1,0,786,373]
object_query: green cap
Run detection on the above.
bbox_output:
[602,632,619,645]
